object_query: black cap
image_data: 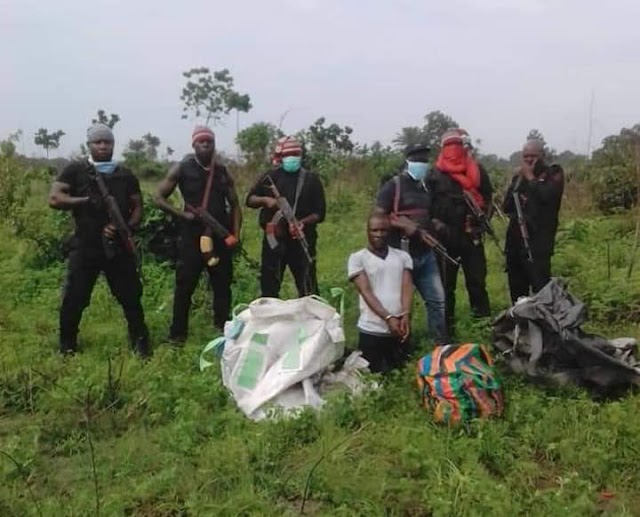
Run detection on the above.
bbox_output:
[404,143,431,158]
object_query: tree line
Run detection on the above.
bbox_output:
[6,65,640,213]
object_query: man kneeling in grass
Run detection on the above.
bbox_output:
[348,212,414,373]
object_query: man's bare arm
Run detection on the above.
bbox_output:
[228,183,243,238]
[247,193,277,210]
[399,269,414,341]
[352,272,403,337]
[48,181,89,210]
[352,273,393,321]
[401,269,414,315]
[128,193,143,229]
[153,164,191,219]
[299,213,321,226]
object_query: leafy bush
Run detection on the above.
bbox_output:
[590,165,637,214]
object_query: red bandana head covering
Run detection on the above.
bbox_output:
[436,129,484,208]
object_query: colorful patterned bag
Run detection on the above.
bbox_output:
[417,344,504,425]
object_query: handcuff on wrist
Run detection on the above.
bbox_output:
[385,311,409,321]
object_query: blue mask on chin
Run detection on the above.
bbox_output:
[91,159,118,175]
[406,160,430,181]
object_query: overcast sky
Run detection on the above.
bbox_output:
[2,0,639,160]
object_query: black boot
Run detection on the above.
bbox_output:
[167,334,187,347]
[129,328,152,359]
[59,334,78,355]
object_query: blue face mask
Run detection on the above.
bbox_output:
[282,156,302,173]
[406,160,430,181]
[92,160,118,174]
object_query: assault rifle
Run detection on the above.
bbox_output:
[417,229,460,267]
[185,204,238,247]
[462,191,504,255]
[93,172,135,260]
[265,176,313,265]
[393,214,460,266]
[512,190,534,264]
[185,204,238,268]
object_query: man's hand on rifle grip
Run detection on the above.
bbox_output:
[103,223,117,239]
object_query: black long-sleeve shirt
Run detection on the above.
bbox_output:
[428,164,493,248]
[246,167,326,238]
[503,163,564,255]
[56,161,141,250]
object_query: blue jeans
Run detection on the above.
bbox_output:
[411,251,446,343]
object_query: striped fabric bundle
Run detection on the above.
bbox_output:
[417,344,504,425]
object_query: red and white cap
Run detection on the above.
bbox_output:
[440,129,465,147]
[274,136,303,157]
[192,126,215,145]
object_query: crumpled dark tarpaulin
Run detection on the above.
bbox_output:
[492,279,640,388]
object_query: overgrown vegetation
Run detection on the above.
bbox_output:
[1,129,640,514]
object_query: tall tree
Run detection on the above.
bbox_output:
[422,110,459,154]
[122,135,163,163]
[236,122,281,165]
[525,129,555,160]
[592,124,640,168]
[92,109,120,129]
[526,128,546,145]
[303,117,355,155]
[589,123,640,212]
[142,133,161,160]
[180,67,252,126]
[34,128,65,158]
[0,130,23,158]
[122,139,146,165]
[392,127,424,149]
[225,90,253,140]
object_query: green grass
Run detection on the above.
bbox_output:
[1,185,640,516]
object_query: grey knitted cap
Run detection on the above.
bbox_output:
[87,123,114,143]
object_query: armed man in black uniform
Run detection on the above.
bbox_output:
[429,129,493,338]
[503,139,564,302]
[246,136,326,298]
[154,126,242,342]
[48,123,150,357]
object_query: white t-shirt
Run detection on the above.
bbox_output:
[347,247,413,335]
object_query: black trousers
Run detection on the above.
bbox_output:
[260,234,318,298]
[60,247,147,347]
[440,236,491,337]
[170,232,233,338]
[506,246,552,303]
[358,332,411,374]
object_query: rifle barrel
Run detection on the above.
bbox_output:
[513,192,534,263]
